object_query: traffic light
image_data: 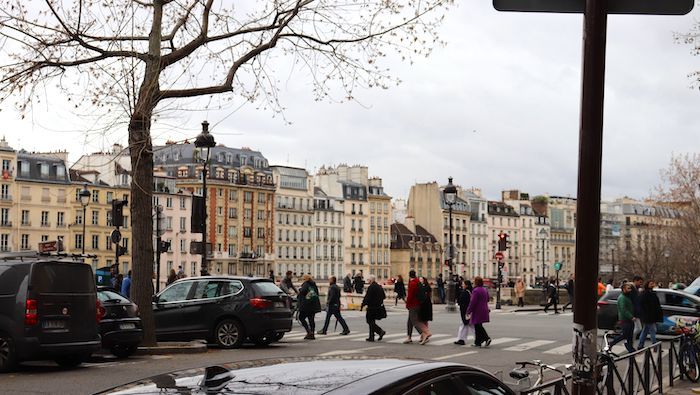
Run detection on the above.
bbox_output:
[117,245,128,257]
[497,233,508,251]
[112,199,127,227]
[553,261,563,271]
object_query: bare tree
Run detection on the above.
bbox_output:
[653,153,700,284]
[0,0,451,345]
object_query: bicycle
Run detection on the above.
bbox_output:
[507,360,571,395]
[676,321,700,382]
[596,330,619,387]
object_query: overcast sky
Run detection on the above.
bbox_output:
[1,1,699,203]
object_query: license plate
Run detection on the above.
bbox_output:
[274,301,286,308]
[42,320,66,329]
[119,323,136,330]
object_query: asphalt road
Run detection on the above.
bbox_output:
[0,305,638,394]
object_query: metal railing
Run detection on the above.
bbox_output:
[517,335,683,395]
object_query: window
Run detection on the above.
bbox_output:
[57,212,65,227]
[244,191,253,203]
[75,234,83,250]
[92,235,99,250]
[20,234,29,250]
[92,190,99,203]
[40,211,49,226]
[166,197,173,208]
[92,210,99,225]
[21,210,29,226]
[243,227,252,237]
[107,191,114,203]
[158,282,194,303]
[180,217,186,231]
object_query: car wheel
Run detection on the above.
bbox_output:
[213,319,244,349]
[110,344,138,359]
[55,354,88,368]
[0,332,16,373]
[274,332,285,341]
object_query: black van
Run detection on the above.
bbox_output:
[0,254,101,372]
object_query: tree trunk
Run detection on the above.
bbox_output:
[129,112,157,346]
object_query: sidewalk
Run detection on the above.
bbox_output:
[666,379,700,394]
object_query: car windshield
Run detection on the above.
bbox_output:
[251,280,284,296]
[98,289,130,303]
[685,277,700,296]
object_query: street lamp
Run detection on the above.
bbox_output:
[195,120,216,276]
[537,228,548,305]
[610,245,616,285]
[664,250,670,286]
[443,177,457,312]
[79,184,91,255]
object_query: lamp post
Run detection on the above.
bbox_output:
[610,245,616,285]
[79,184,91,255]
[537,228,548,305]
[663,250,670,286]
[195,120,216,276]
[443,177,457,312]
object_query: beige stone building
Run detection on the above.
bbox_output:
[487,200,520,282]
[368,177,392,279]
[459,188,489,278]
[547,196,577,281]
[531,197,552,287]
[313,188,345,279]
[271,166,314,278]
[390,221,443,279]
[502,190,538,286]
[406,181,471,279]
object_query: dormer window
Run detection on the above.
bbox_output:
[20,161,29,175]
[40,163,49,177]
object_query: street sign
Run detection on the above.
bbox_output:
[38,240,58,253]
[110,229,122,244]
[495,252,504,260]
[493,0,693,15]
[553,261,563,271]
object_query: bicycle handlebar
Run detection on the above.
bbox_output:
[514,361,563,374]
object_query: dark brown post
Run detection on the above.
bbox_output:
[571,0,607,393]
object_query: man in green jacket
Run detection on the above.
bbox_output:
[608,283,636,353]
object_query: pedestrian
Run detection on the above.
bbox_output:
[317,276,350,336]
[630,275,644,339]
[515,278,526,308]
[394,274,406,306]
[638,279,662,349]
[120,270,132,298]
[597,277,606,298]
[279,270,298,296]
[343,273,353,293]
[467,276,491,347]
[608,282,636,353]
[404,269,430,344]
[454,280,474,345]
[268,270,275,282]
[177,265,185,279]
[606,278,614,293]
[436,274,445,304]
[354,271,365,294]
[166,268,177,286]
[417,277,433,344]
[297,274,322,340]
[361,275,387,342]
[543,277,558,313]
[562,274,575,312]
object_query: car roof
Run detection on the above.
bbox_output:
[171,275,273,283]
[602,287,700,302]
[97,356,483,395]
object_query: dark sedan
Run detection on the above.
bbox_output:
[96,287,143,358]
[152,276,292,348]
[597,288,700,334]
[96,356,516,395]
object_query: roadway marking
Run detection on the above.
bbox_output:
[387,334,450,344]
[319,333,368,341]
[431,337,463,346]
[488,337,521,346]
[433,351,478,360]
[318,346,384,356]
[544,344,573,355]
[504,340,556,351]
[350,333,405,341]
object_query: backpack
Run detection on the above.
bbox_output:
[306,286,319,301]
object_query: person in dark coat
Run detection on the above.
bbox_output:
[562,274,574,312]
[353,271,365,294]
[318,276,350,335]
[343,273,353,293]
[436,274,445,304]
[394,275,406,306]
[417,277,433,344]
[543,277,559,313]
[637,279,663,349]
[454,280,473,345]
[297,274,322,340]
[361,275,386,342]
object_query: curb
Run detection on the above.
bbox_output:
[135,340,208,355]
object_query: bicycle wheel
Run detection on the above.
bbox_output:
[680,341,700,382]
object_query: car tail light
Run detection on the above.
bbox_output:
[96,300,106,323]
[249,298,272,309]
[25,299,38,326]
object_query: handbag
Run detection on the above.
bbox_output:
[377,304,387,320]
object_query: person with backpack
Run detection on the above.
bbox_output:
[297,274,322,340]
[454,280,473,345]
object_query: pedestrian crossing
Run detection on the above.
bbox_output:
[280,330,637,358]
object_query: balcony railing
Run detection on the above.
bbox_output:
[0,221,11,227]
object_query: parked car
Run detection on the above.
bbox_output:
[597,288,700,334]
[96,286,143,358]
[0,253,101,372]
[96,356,517,394]
[152,276,292,348]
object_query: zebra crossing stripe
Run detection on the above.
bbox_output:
[488,337,521,345]
[350,333,405,341]
[319,333,367,341]
[430,337,463,346]
[433,351,478,360]
[387,334,450,343]
[544,344,573,355]
[504,340,556,351]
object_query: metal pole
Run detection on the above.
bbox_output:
[82,205,87,255]
[554,269,560,314]
[200,164,209,276]
[572,0,607,392]
[156,207,162,293]
[611,249,615,285]
[496,259,502,309]
[445,204,456,312]
[542,239,546,305]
